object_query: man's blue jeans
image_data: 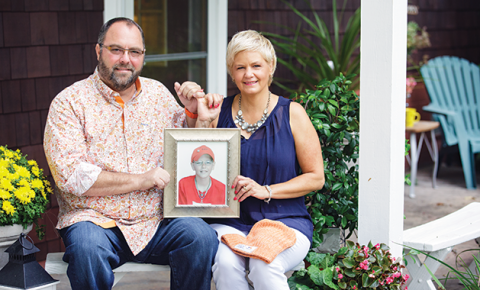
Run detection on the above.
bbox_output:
[59,218,218,290]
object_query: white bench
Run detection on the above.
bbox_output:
[403,202,480,290]
[45,252,170,288]
[45,252,304,289]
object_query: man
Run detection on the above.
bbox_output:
[44,17,222,290]
[178,145,226,205]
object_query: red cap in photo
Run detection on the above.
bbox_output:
[191,145,215,162]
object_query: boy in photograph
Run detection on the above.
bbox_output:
[178,145,226,205]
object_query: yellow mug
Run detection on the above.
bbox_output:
[406,108,421,127]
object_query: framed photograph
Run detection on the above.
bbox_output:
[163,128,241,218]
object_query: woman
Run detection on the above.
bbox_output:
[177,30,324,290]
[178,145,226,205]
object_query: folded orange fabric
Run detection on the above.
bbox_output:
[221,219,296,264]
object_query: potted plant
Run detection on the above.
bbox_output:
[0,145,52,242]
[262,0,361,93]
[293,73,359,250]
[288,241,409,290]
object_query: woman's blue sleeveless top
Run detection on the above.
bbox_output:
[206,95,313,243]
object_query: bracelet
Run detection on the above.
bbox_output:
[264,185,272,204]
[185,108,198,119]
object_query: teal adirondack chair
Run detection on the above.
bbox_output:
[420,56,480,189]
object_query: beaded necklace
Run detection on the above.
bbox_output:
[234,92,271,134]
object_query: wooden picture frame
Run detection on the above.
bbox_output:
[163,128,241,218]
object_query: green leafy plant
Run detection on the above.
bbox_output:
[406,247,480,289]
[288,241,409,290]
[0,145,53,240]
[293,73,359,247]
[288,247,345,289]
[262,0,361,94]
[335,241,408,289]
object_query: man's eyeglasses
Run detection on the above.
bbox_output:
[193,161,213,166]
[100,44,145,59]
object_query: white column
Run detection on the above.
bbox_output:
[358,0,407,258]
[207,0,228,96]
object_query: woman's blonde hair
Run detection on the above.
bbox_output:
[226,30,277,86]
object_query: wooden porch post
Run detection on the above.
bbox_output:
[358,0,407,258]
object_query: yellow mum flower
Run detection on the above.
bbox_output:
[0,167,9,178]
[31,179,44,190]
[13,165,31,179]
[2,200,16,216]
[4,150,13,159]
[0,178,14,191]
[14,186,35,204]
[18,178,29,185]
[0,159,9,168]
[18,180,31,193]
[28,160,38,166]
[0,189,12,199]
[7,172,19,181]
[31,166,40,177]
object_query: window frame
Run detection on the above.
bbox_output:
[103,0,227,96]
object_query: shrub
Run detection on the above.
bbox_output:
[293,73,359,247]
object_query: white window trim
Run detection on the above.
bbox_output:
[207,0,227,96]
[104,0,134,22]
[103,0,227,96]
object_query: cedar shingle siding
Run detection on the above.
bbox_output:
[0,0,102,260]
[0,0,478,262]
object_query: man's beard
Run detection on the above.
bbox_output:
[98,56,142,92]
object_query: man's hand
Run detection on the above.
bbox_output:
[175,81,223,128]
[138,167,171,190]
[175,81,204,114]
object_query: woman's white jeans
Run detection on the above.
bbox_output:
[210,223,310,290]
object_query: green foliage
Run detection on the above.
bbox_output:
[288,250,343,290]
[262,0,361,94]
[293,73,359,247]
[289,241,409,290]
[405,247,480,289]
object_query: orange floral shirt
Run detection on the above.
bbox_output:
[44,69,186,255]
